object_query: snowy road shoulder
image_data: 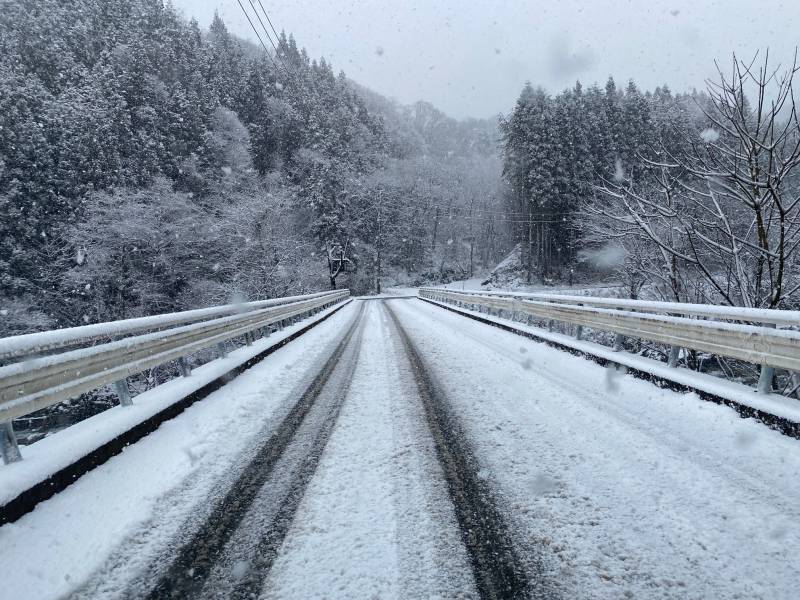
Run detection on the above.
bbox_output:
[420,297,800,426]
[0,299,351,511]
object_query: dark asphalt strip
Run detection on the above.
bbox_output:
[145,302,366,599]
[384,302,534,600]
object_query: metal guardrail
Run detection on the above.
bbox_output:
[430,288,800,326]
[0,290,341,362]
[0,290,349,464]
[419,288,800,398]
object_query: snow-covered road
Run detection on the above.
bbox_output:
[1,298,798,599]
[389,299,800,600]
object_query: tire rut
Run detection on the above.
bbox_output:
[143,301,367,599]
[384,301,544,600]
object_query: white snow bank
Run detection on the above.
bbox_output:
[0,301,348,506]
[423,298,800,424]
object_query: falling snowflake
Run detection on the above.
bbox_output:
[613,158,625,182]
[700,128,720,143]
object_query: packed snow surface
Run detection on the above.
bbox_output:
[2,297,799,599]
[388,299,800,599]
[263,301,475,598]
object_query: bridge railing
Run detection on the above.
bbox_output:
[0,290,349,463]
[419,287,800,398]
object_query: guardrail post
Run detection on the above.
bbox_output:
[791,372,800,399]
[216,342,228,358]
[113,379,133,407]
[757,364,775,394]
[244,331,253,347]
[1,422,22,464]
[177,356,192,377]
[667,345,680,367]
[574,303,584,340]
[757,323,777,394]
[613,333,625,352]
[547,319,555,332]
[264,325,272,338]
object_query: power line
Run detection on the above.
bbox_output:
[370,197,572,225]
[241,0,306,88]
[248,0,289,72]
[234,0,279,70]
[256,0,283,45]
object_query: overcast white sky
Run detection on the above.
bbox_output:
[171,0,800,120]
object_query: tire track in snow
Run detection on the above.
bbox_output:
[391,298,800,599]
[405,298,800,513]
[385,302,540,600]
[144,301,367,599]
[260,301,478,599]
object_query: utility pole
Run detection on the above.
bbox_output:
[375,190,383,294]
[467,197,475,278]
[432,206,440,250]
[526,206,533,284]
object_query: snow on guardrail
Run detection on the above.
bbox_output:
[431,287,800,327]
[0,290,341,362]
[419,287,800,401]
[0,290,350,464]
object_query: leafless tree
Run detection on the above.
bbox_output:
[587,51,800,308]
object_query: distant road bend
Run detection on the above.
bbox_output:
[1,296,799,600]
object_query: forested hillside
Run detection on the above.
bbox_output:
[501,64,800,309]
[0,0,507,336]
